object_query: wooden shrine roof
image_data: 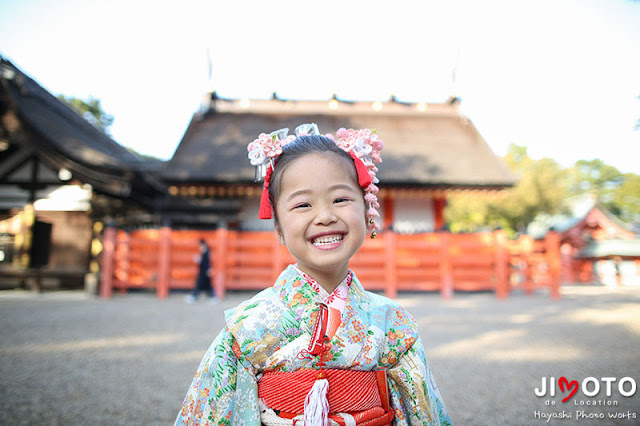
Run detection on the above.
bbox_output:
[0,57,165,207]
[528,195,638,241]
[163,95,517,190]
[577,239,640,259]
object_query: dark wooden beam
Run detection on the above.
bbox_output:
[0,147,35,181]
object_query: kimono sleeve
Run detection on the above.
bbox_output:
[387,334,451,425]
[175,326,261,425]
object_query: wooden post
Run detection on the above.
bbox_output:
[99,225,116,299]
[384,231,397,299]
[560,243,574,284]
[433,197,447,231]
[157,226,171,299]
[214,227,228,300]
[521,235,534,295]
[440,232,453,299]
[122,231,131,292]
[494,230,509,299]
[383,195,394,230]
[546,231,561,299]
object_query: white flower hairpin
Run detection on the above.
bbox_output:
[248,123,383,237]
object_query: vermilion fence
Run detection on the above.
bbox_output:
[99,228,562,299]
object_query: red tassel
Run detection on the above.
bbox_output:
[349,152,373,189]
[258,165,273,219]
[308,304,329,357]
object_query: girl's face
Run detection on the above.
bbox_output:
[274,152,366,288]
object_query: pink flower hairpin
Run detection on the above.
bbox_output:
[248,123,383,237]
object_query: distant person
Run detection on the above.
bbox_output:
[185,239,217,304]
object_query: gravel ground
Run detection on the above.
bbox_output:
[1,285,639,425]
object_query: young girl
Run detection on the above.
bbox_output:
[176,124,450,425]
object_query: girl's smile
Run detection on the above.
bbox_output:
[274,153,366,292]
[309,231,345,249]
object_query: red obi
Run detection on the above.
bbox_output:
[258,369,395,425]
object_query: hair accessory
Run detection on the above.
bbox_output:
[248,123,384,234]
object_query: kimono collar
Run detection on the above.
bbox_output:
[292,265,352,315]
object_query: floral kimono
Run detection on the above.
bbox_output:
[176,265,450,425]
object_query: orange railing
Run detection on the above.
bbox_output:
[100,228,563,299]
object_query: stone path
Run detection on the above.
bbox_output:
[1,285,639,425]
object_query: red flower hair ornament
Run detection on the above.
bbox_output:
[247,123,383,237]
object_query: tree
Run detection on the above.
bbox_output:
[566,159,624,202]
[446,143,640,234]
[57,94,163,162]
[446,144,569,236]
[57,95,114,133]
[612,173,640,224]
[565,159,640,225]
[492,150,568,233]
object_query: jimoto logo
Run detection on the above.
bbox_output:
[533,376,638,422]
[535,376,637,402]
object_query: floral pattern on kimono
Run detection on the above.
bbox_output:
[175,265,450,425]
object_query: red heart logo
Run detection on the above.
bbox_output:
[559,376,578,402]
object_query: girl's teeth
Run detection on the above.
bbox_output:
[313,235,343,245]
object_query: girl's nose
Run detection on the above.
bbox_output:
[314,205,338,225]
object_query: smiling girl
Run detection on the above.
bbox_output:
[176,124,450,425]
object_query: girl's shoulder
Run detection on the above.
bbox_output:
[367,291,417,322]
[350,276,418,329]
[351,274,409,311]
[355,288,421,356]
[366,290,403,311]
[223,286,277,320]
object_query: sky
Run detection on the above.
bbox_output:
[1,0,639,173]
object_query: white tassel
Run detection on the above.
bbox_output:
[303,376,329,426]
[338,413,356,426]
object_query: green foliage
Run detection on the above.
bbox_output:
[447,143,640,234]
[566,159,624,201]
[565,159,640,224]
[57,94,114,133]
[611,173,640,224]
[446,144,569,236]
[445,196,494,233]
[496,146,569,233]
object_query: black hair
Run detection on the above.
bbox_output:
[268,135,361,226]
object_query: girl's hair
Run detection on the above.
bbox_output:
[268,135,361,225]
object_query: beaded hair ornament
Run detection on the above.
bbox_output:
[247,123,383,238]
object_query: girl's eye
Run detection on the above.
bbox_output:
[334,198,350,204]
[293,203,310,209]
